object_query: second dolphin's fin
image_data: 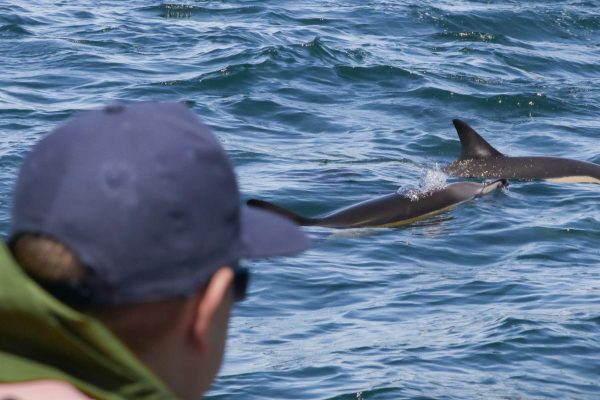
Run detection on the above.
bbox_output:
[453,119,504,160]
[247,199,315,226]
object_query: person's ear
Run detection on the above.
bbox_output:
[190,266,235,353]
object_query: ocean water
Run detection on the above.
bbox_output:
[1,1,599,399]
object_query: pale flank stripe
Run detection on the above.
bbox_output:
[546,176,600,184]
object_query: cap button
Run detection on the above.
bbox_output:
[104,104,125,114]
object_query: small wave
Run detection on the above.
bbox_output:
[138,3,264,19]
[300,36,338,61]
[151,56,284,96]
[0,9,48,27]
[484,92,567,115]
[298,36,371,66]
[344,48,369,63]
[63,37,133,51]
[576,14,600,30]
[404,85,569,117]
[299,17,330,26]
[335,64,420,82]
[155,63,255,90]
[0,23,32,37]
[432,30,507,44]
[138,3,201,19]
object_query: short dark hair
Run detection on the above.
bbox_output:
[11,234,189,353]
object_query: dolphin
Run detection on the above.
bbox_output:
[444,119,600,183]
[247,179,507,229]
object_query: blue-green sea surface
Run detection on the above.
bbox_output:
[1,1,599,399]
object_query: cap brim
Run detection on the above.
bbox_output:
[240,205,310,259]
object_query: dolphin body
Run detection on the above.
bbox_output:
[444,119,600,184]
[247,179,507,229]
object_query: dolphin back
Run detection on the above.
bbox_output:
[448,120,600,183]
[248,179,508,230]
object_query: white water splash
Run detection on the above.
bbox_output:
[399,163,448,201]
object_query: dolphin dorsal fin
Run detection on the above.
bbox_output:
[453,119,504,160]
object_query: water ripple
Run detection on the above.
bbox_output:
[1,1,600,399]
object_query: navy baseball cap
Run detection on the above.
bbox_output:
[9,102,309,305]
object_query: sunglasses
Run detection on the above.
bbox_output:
[31,264,250,306]
[232,266,249,303]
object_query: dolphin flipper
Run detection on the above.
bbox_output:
[247,199,315,226]
[453,119,504,160]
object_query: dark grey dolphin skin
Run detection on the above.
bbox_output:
[247,179,507,229]
[444,119,600,183]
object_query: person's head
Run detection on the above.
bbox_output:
[8,102,309,399]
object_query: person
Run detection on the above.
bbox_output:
[0,102,310,400]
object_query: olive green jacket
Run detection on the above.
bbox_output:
[0,245,178,400]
